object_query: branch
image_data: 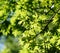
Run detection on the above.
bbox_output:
[29,8,60,42]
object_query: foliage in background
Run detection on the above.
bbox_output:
[0,0,60,53]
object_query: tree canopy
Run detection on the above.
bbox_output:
[0,0,60,53]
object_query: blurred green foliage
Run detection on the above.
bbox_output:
[0,0,60,53]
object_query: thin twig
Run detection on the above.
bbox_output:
[29,8,60,42]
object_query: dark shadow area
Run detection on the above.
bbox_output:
[47,46,60,53]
